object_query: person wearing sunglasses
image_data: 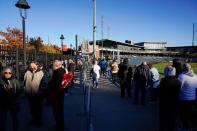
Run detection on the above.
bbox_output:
[0,67,21,131]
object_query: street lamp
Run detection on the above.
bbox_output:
[15,0,30,69]
[70,44,73,56]
[93,0,96,60]
[60,34,64,60]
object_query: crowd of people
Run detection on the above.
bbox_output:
[0,56,197,131]
[91,57,197,131]
[0,58,81,131]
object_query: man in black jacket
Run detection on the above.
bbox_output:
[133,61,151,105]
[47,60,66,131]
[118,58,131,98]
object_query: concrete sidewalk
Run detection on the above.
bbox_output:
[6,74,158,131]
[90,77,159,131]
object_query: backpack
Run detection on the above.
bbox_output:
[134,65,148,82]
[99,60,107,69]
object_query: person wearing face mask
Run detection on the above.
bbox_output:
[24,61,48,127]
[0,67,21,131]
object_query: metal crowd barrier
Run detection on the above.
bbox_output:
[81,65,94,131]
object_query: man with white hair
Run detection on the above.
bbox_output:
[47,60,66,131]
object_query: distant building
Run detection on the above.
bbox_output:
[88,39,143,58]
[167,46,197,56]
[134,42,166,51]
[82,39,182,58]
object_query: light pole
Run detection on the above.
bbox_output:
[75,35,78,67]
[60,34,64,60]
[93,0,96,60]
[70,44,73,56]
[192,23,195,46]
[101,16,104,59]
[15,0,30,69]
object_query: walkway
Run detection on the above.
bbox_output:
[6,72,159,131]
[89,77,159,131]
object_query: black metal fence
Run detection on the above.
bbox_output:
[0,44,62,80]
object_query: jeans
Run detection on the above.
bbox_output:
[92,77,98,88]
[106,69,112,79]
[112,73,118,83]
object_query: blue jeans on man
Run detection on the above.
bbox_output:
[92,77,98,88]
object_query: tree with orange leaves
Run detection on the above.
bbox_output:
[0,27,61,54]
[0,27,23,48]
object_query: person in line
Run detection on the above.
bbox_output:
[106,60,112,79]
[118,58,130,98]
[67,59,75,88]
[24,62,48,127]
[133,61,151,105]
[48,61,54,81]
[0,67,21,131]
[178,63,197,131]
[77,59,83,87]
[158,66,181,131]
[46,60,66,131]
[99,58,107,77]
[91,60,100,88]
[0,61,3,73]
[111,59,119,84]
[125,67,133,98]
[172,58,183,78]
[148,63,160,102]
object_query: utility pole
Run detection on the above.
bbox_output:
[107,24,110,39]
[60,34,64,60]
[76,34,78,52]
[93,0,96,60]
[101,16,104,59]
[192,23,195,46]
[75,34,78,68]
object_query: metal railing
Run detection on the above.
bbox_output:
[0,44,62,80]
[81,64,94,131]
